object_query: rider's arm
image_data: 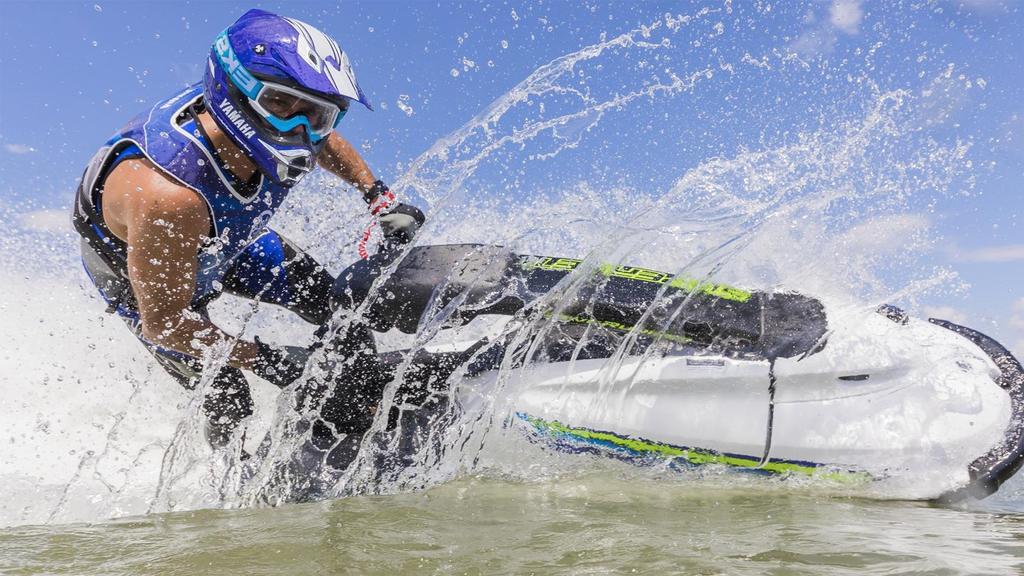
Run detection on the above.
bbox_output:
[103,158,261,371]
[316,132,424,242]
[317,132,377,198]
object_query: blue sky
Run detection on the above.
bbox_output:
[0,0,1021,354]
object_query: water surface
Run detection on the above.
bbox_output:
[4,476,1023,575]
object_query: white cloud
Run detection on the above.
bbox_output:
[3,143,36,154]
[829,0,864,35]
[788,0,863,57]
[1011,298,1024,360]
[1012,298,1024,331]
[952,244,1024,263]
[18,209,69,234]
[922,305,969,325]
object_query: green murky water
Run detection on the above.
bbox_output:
[3,476,1023,575]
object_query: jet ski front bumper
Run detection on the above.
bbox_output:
[931,319,1024,501]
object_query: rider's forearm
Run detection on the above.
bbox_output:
[318,133,376,194]
[141,313,259,372]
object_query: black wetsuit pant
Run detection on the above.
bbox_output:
[80,229,335,447]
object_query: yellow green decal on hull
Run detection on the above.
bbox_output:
[521,256,752,303]
[519,413,870,482]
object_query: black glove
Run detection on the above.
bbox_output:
[380,202,425,244]
[364,180,426,245]
[252,336,311,389]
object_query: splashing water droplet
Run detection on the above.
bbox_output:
[396,95,415,117]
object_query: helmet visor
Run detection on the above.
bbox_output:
[249,81,347,144]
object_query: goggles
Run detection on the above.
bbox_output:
[248,81,346,144]
[214,31,346,144]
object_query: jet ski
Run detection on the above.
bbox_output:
[259,244,1024,502]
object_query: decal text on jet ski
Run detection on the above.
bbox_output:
[522,256,752,303]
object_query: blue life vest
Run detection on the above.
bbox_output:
[74,84,291,304]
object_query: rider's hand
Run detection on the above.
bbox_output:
[252,336,310,388]
[364,180,425,245]
[379,203,425,244]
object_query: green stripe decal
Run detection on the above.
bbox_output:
[519,413,870,483]
[521,256,752,303]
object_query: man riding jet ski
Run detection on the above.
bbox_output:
[72,10,425,446]
[68,12,1022,503]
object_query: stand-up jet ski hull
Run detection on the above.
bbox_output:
[311,244,1024,501]
[472,313,1021,500]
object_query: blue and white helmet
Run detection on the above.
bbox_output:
[203,9,372,187]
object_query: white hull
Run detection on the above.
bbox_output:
[449,308,1021,499]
